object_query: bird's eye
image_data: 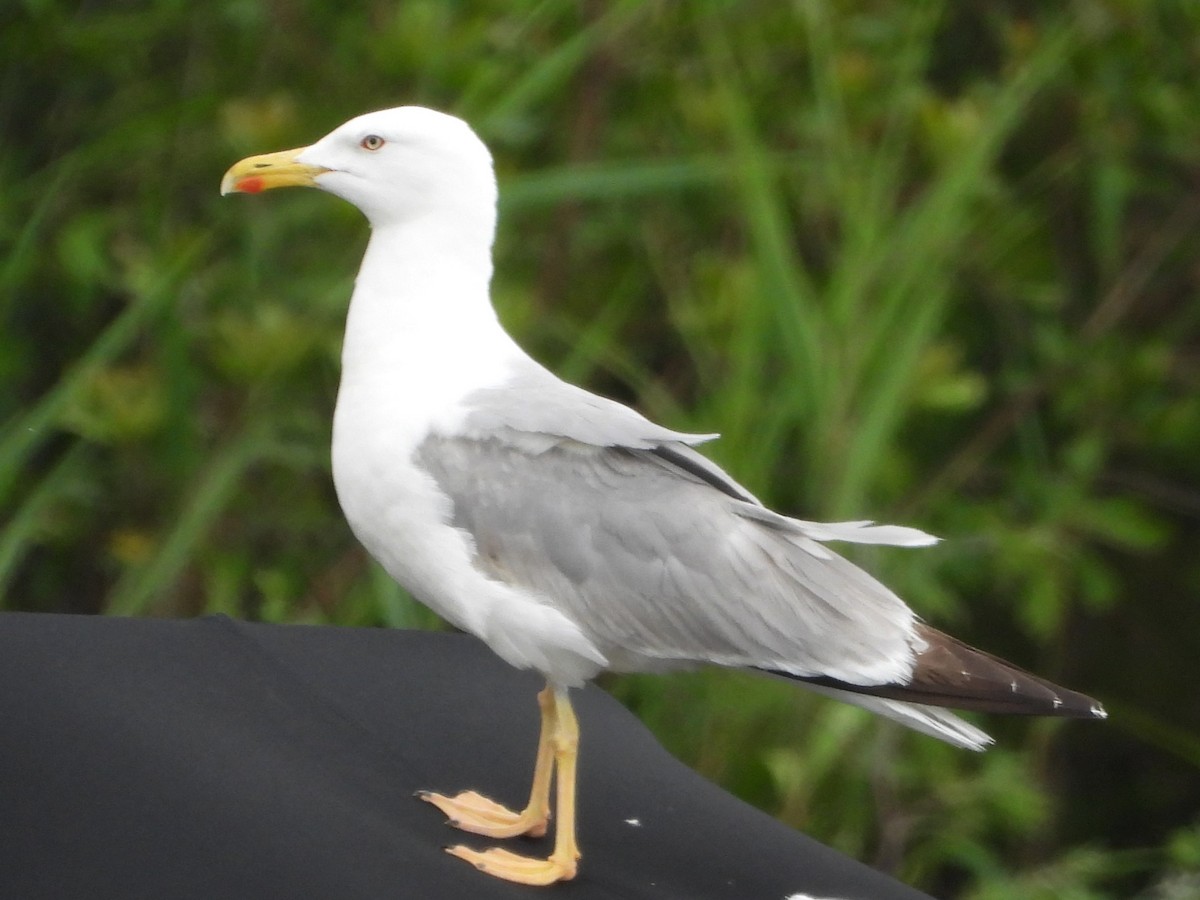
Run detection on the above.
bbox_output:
[360,135,385,151]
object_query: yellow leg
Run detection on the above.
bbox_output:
[444,688,581,885]
[419,686,555,838]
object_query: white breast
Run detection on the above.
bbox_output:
[329,234,607,686]
[332,393,607,687]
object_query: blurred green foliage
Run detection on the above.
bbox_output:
[3,1,1199,895]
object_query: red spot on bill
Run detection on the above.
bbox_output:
[238,176,266,194]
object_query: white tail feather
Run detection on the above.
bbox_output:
[801,683,994,751]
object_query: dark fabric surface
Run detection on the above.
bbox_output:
[0,612,931,899]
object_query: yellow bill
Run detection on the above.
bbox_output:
[220,147,329,196]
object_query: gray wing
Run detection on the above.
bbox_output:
[461,362,936,547]
[417,427,923,686]
[460,362,719,450]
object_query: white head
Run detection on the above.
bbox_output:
[222,106,498,235]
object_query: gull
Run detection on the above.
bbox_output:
[221,106,1106,886]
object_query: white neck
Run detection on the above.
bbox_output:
[336,215,525,436]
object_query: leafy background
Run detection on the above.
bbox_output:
[4,1,1200,896]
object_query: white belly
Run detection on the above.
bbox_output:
[330,383,608,687]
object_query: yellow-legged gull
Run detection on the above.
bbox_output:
[221,106,1105,886]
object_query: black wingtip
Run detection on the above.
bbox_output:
[766,625,1108,720]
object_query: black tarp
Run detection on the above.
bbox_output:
[0,612,930,899]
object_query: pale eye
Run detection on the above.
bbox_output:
[360,134,385,151]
